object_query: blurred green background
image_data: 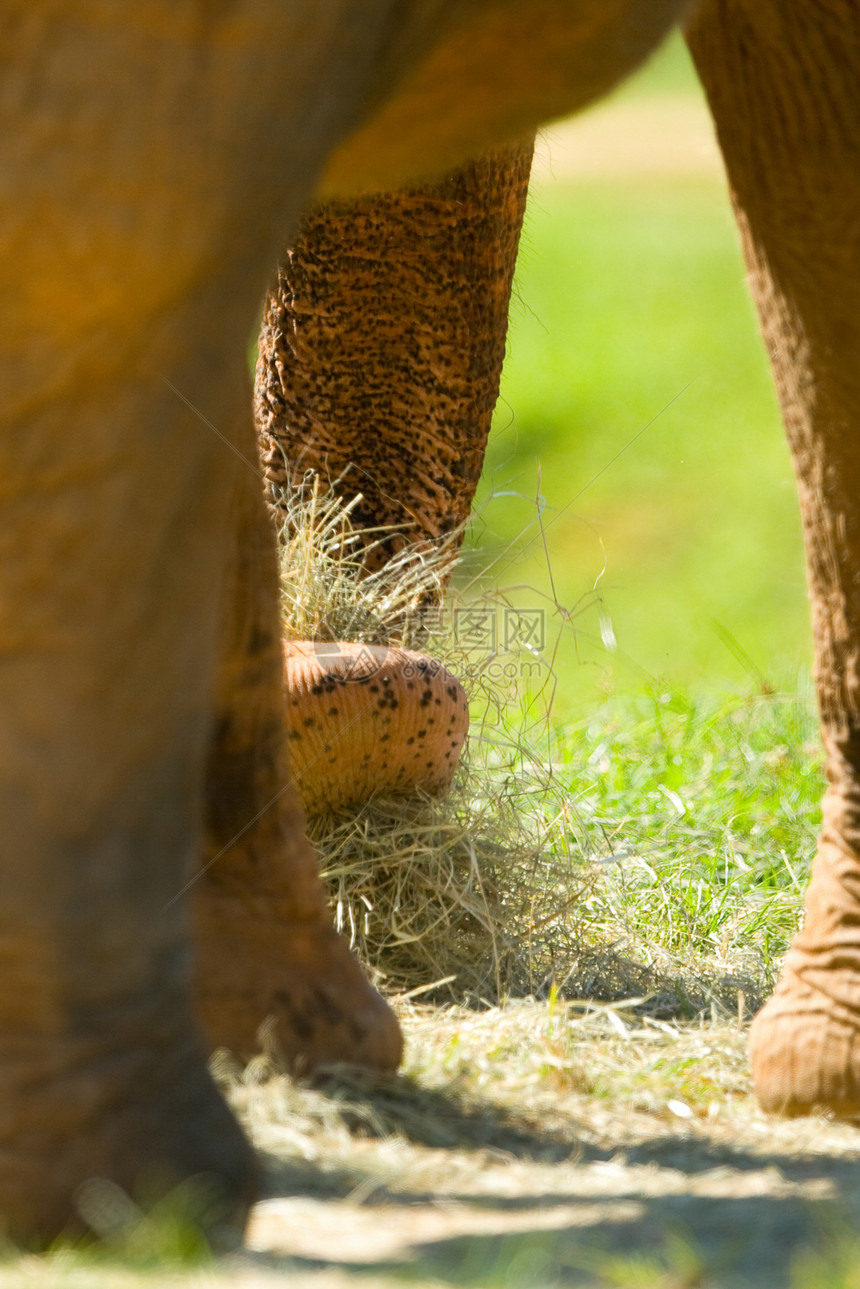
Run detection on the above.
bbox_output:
[459,33,811,718]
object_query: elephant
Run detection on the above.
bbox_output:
[256,142,534,572]
[0,0,857,1244]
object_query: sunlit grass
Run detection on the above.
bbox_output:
[463,37,810,714]
[556,679,821,1002]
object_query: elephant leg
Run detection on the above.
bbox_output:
[0,0,426,1238]
[0,373,259,1240]
[686,2,860,1114]
[255,142,533,573]
[191,414,402,1073]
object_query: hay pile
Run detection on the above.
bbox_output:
[307,772,585,1004]
[274,475,766,1015]
[274,474,586,1003]
[276,473,459,649]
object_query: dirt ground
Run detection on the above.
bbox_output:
[238,1003,860,1289]
[11,1000,860,1289]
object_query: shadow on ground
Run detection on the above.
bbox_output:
[233,1063,860,1289]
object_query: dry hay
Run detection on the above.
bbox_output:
[274,473,585,1002]
[275,474,768,1014]
[225,996,860,1168]
[276,471,460,649]
[307,767,585,1003]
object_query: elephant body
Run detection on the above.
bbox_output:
[0,0,857,1240]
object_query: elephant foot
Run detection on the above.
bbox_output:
[194,892,403,1075]
[0,1033,256,1246]
[750,962,860,1118]
[751,834,860,1117]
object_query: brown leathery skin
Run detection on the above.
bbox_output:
[283,640,469,817]
[322,0,688,196]
[686,0,860,1115]
[192,414,403,1075]
[256,142,533,574]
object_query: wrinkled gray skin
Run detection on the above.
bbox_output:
[0,0,857,1242]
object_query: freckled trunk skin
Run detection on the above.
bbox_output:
[255,141,533,573]
[282,640,469,817]
[192,414,403,1073]
[687,0,860,1114]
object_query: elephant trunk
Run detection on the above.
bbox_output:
[255,141,534,580]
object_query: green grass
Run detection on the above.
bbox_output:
[435,670,822,1015]
[551,679,821,1000]
[428,1223,860,1289]
[0,1186,219,1286]
[461,39,811,717]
